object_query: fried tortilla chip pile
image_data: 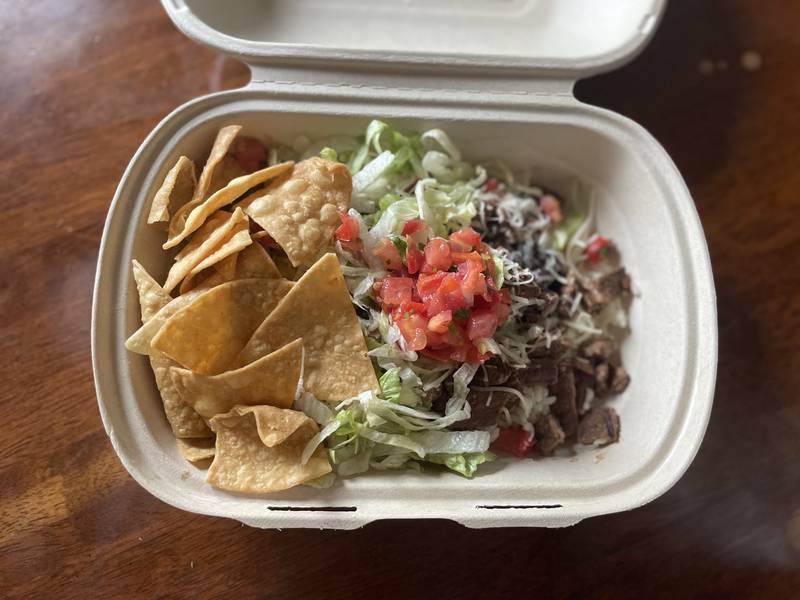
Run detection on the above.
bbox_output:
[126,125,379,493]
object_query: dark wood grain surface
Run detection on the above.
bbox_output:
[2,1,799,598]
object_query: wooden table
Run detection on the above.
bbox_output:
[2,1,799,597]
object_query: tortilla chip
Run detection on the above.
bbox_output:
[170,339,303,419]
[235,253,379,401]
[151,278,294,375]
[164,161,294,250]
[152,355,212,438]
[163,208,250,293]
[148,156,196,228]
[168,125,241,243]
[129,263,211,438]
[243,157,351,267]
[207,405,331,493]
[209,154,246,197]
[234,188,265,212]
[179,242,281,293]
[213,252,238,280]
[236,241,280,279]
[131,260,171,321]
[177,437,216,465]
[125,288,206,357]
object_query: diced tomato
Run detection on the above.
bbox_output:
[416,271,446,296]
[424,329,446,349]
[493,300,511,323]
[406,241,424,275]
[421,346,455,363]
[466,309,499,341]
[378,277,414,308]
[449,227,482,252]
[539,194,563,224]
[422,293,447,317]
[424,238,452,271]
[450,250,484,268]
[483,178,500,193]
[492,426,535,457]
[438,274,471,311]
[442,323,465,347]
[232,137,267,172]
[396,300,426,316]
[466,345,493,364]
[396,312,428,351]
[427,310,453,333]
[374,238,403,271]
[458,261,487,297]
[585,235,611,263]
[402,219,426,236]
[334,212,360,242]
[448,344,469,363]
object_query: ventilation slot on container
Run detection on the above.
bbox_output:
[476,504,563,510]
[266,506,357,512]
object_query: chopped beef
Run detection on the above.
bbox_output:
[528,337,570,359]
[610,365,630,394]
[581,268,631,313]
[451,389,515,430]
[509,358,558,387]
[516,282,560,321]
[577,407,620,446]
[534,414,566,455]
[475,359,513,386]
[594,362,611,397]
[581,339,616,362]
[425,386,445,411]
[567,355,595,376]
[548,364,579,437]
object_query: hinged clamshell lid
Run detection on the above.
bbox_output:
[162,0,666,80]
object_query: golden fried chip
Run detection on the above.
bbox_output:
[209,154,246,196]
[235,241,280,279]
[164,162,294,250]
[207,405,331,493]
[235,253,378,401]
[213,252,238,280]
[151,278,294,375]
[170,339,302,419]
[125,288,206,357]
[243,157,351,267]
[177,437,216,465]
[147,156,196,229]
[131,259,171,321]
[152,355,212,438]
[129,262,211,438]
[179,242,281,293]
[164,208,250,293]
[168,125,241,243]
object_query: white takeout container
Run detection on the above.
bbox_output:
[92,0,717,529]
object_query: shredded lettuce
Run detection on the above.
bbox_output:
[379,367,421,406]
[319,147,338,161]
[426,451,496,478]
[300,389,490,477]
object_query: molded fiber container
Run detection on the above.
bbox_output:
[92,0,717,528]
